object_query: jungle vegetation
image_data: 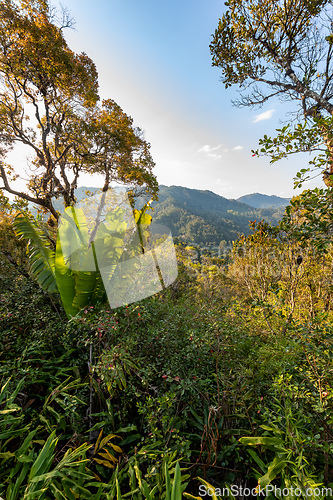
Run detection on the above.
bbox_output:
[1,0,333,498]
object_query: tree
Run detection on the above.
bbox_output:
[0,0,157,220]
[210,0,333,185]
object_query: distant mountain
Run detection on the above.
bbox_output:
[28,185,290,246]
[151,185,287,246]
[236,193,290,209]
[156,185,252,215]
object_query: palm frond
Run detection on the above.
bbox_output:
[13,214,57,293]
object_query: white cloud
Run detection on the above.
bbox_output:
[198,144,221,154]
[198,144,222,159]
[198,143,243,158]
[253,109,275,123]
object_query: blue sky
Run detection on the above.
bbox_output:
[53,0,322,198]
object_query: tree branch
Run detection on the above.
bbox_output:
[0,163,59,220]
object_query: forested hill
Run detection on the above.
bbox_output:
[157,185,252,215]
[237,192,291,208]
[151,185,287,246]
[30,185,289,246]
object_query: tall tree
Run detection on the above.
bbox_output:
[0,0,157,220]
[210,0,333,185]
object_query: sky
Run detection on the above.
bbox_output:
[8,0,325,199]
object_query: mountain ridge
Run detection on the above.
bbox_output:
[158,185,290,209]
[236,192,290,208]
[29,184,291,246]
[152,185,288,245]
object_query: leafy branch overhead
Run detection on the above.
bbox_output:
[210,0,333,184]
[0,0,158,220]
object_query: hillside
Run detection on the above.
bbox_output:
[29,185,288,246]
[152,185,286,245]
[237,192,290,208]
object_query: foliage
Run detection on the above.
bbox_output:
[108,456,189,500]
[0,192,29,284]
[13,213,57,293]
[154,185,286,246]
[280,187,333,252]
[239,397,326,497]
[6,2,333,497]
[210,0,333,183]
[0,0,157,218]
[13,201,153,318]
[253,118,333,187]
[3,187,333,496]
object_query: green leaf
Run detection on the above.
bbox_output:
[247,449,267,473]
[9,449,34,500]
[55,207,109,317]
[55,217,80,318]
[195,478,221,500]
[258,456,289,488]
[27,430,58,482]
[171,462,182,500]
[165,458,171,500]
[0,451,15,460]
[13,214,57,293]
[239,436,285,450]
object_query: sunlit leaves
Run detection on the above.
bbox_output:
[252,117,333,185]
[211,0,333,185]
[0,0,157,216]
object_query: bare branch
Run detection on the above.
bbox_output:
[0,162,59,219]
